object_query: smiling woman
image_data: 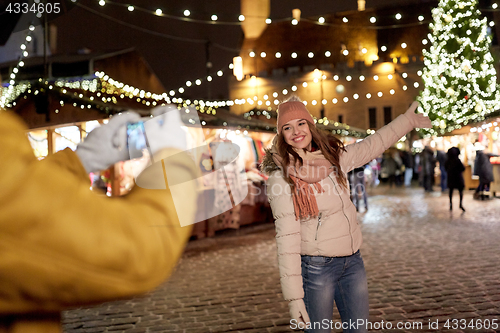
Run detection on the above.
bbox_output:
[282,118,312,150]
[278,98,314,151]
[261,98,432,333]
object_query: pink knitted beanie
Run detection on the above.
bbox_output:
[277,101,315,134]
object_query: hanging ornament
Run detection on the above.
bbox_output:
[463,63,471,72]
[465,95,469,100]
[439,120,447,128]
[445,14,453,23]
[481,63,488,71]
[446,87,455,95]
[459,4,464,9]
[475,104,482,112]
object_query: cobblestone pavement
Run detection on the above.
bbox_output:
[62,185,500,333]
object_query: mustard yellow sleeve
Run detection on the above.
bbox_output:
[0,111,197,314]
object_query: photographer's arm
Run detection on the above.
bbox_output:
[0,112,196,313]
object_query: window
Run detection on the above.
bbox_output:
[368,108,377,128]
[338,115,343,124]
[384,106,392,125]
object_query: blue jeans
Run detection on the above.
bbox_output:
[301,251,369,333]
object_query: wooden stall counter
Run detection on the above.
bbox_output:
[464,165,479,190]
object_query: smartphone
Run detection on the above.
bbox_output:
[127,121,148,159]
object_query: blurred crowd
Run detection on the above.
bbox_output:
[350,143,496,205]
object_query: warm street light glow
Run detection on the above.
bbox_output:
[233,57,243,81]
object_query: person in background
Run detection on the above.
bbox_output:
[0,106,198,333]
[381,151,398,188]
[392,149,404,186]
[414,152,422,186]
[421,146,435,192]
[351,164,369,212]
[400,149,414,187]
[474,143,494,200]
[444,147,466,212]
[261,97,431,333]
[436,148,448,192]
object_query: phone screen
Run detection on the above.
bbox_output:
[127,121,147,159]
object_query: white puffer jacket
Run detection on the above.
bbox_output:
[263,112,416,302]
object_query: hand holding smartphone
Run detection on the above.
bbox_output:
[127,121,148,159]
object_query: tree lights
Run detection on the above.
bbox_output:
[417,0,500,136]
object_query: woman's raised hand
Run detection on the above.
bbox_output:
[405,101,432,129]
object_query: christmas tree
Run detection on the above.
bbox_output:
[417,0,500,135]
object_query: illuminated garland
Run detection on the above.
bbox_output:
[0,24,36,109]
[417,0,500,136]
[3,65,423,120]
[3,74,370,137]
[98,69,423,111]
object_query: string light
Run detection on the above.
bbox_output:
[3,60,418,115]
[85,0,440,29]
[0,24,36,108]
